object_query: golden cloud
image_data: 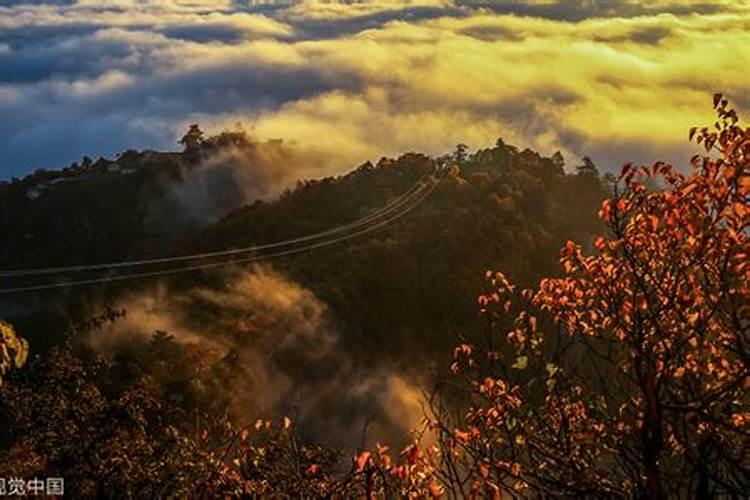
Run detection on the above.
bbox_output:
[184,6,749,173]
[1,1,748,176]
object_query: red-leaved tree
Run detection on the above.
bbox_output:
[419,95,749,498]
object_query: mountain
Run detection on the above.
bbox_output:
[0,132,297,272]
[0,131,607,363]
[193,145,607,366]
[0,129,611,493]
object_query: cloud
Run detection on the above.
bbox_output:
[0,0,748,178]
[0,26,351,175]
[148,136,333,234]
[278,0,463,39]
[459,0,746,20]
[88,265,426,448]
[235,10,749,171]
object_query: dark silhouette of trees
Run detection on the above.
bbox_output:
[551,150,565,171]
[454,143,469,164]
[577,155,600,176]
[179,124,204,153]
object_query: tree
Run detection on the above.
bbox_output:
[551,151,565,171]
[434,96,749,498]
[454,143,469,164]
[576,155,599,176]
[179,124,204,153]
[201,123,253,149]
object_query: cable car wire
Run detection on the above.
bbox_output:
[0,169,437,278]
[0,173,440,294]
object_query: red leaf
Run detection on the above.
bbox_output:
[356,451,371,472]
[649,215,659,232]
[429,481,443,498]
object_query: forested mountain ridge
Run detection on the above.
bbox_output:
[0,130,607,367]
[0,130,304,271]
[192,141,607,365]
[0,150,186,270]
[0,128,612,496]
[0,128,607,299]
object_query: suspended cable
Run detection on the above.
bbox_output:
[0,174,439,294]
[0,168,436,278]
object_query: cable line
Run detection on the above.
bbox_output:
[0,174,440,294]
[0,169,437,278]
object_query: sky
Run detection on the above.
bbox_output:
[0,0,748,179]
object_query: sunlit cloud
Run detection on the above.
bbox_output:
[0,0,748,177]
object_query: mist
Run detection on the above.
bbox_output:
[85,264,425,450]
[143,136,337,248]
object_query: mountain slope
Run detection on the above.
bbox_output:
[191,142,607,365]
[1,135,607,367]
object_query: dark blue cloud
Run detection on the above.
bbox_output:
[286,5,467,40]
[593,26,673,45]
[159,24,251,44]
[0,27,363,177]
[0,29,137,83]
[460,24,523,42]
[0,23,101,51]
[457,1,723,21]
[0,1,74,5]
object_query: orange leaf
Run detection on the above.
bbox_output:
[429,481,443,498]
[649,215,659,232]
[479,462,490,478]
[356,451,371,472]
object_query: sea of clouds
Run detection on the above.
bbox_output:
[1,0,748,178]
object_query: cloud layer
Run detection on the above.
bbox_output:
[1,0,748,178]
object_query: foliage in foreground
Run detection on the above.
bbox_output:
[431,95,748,498]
